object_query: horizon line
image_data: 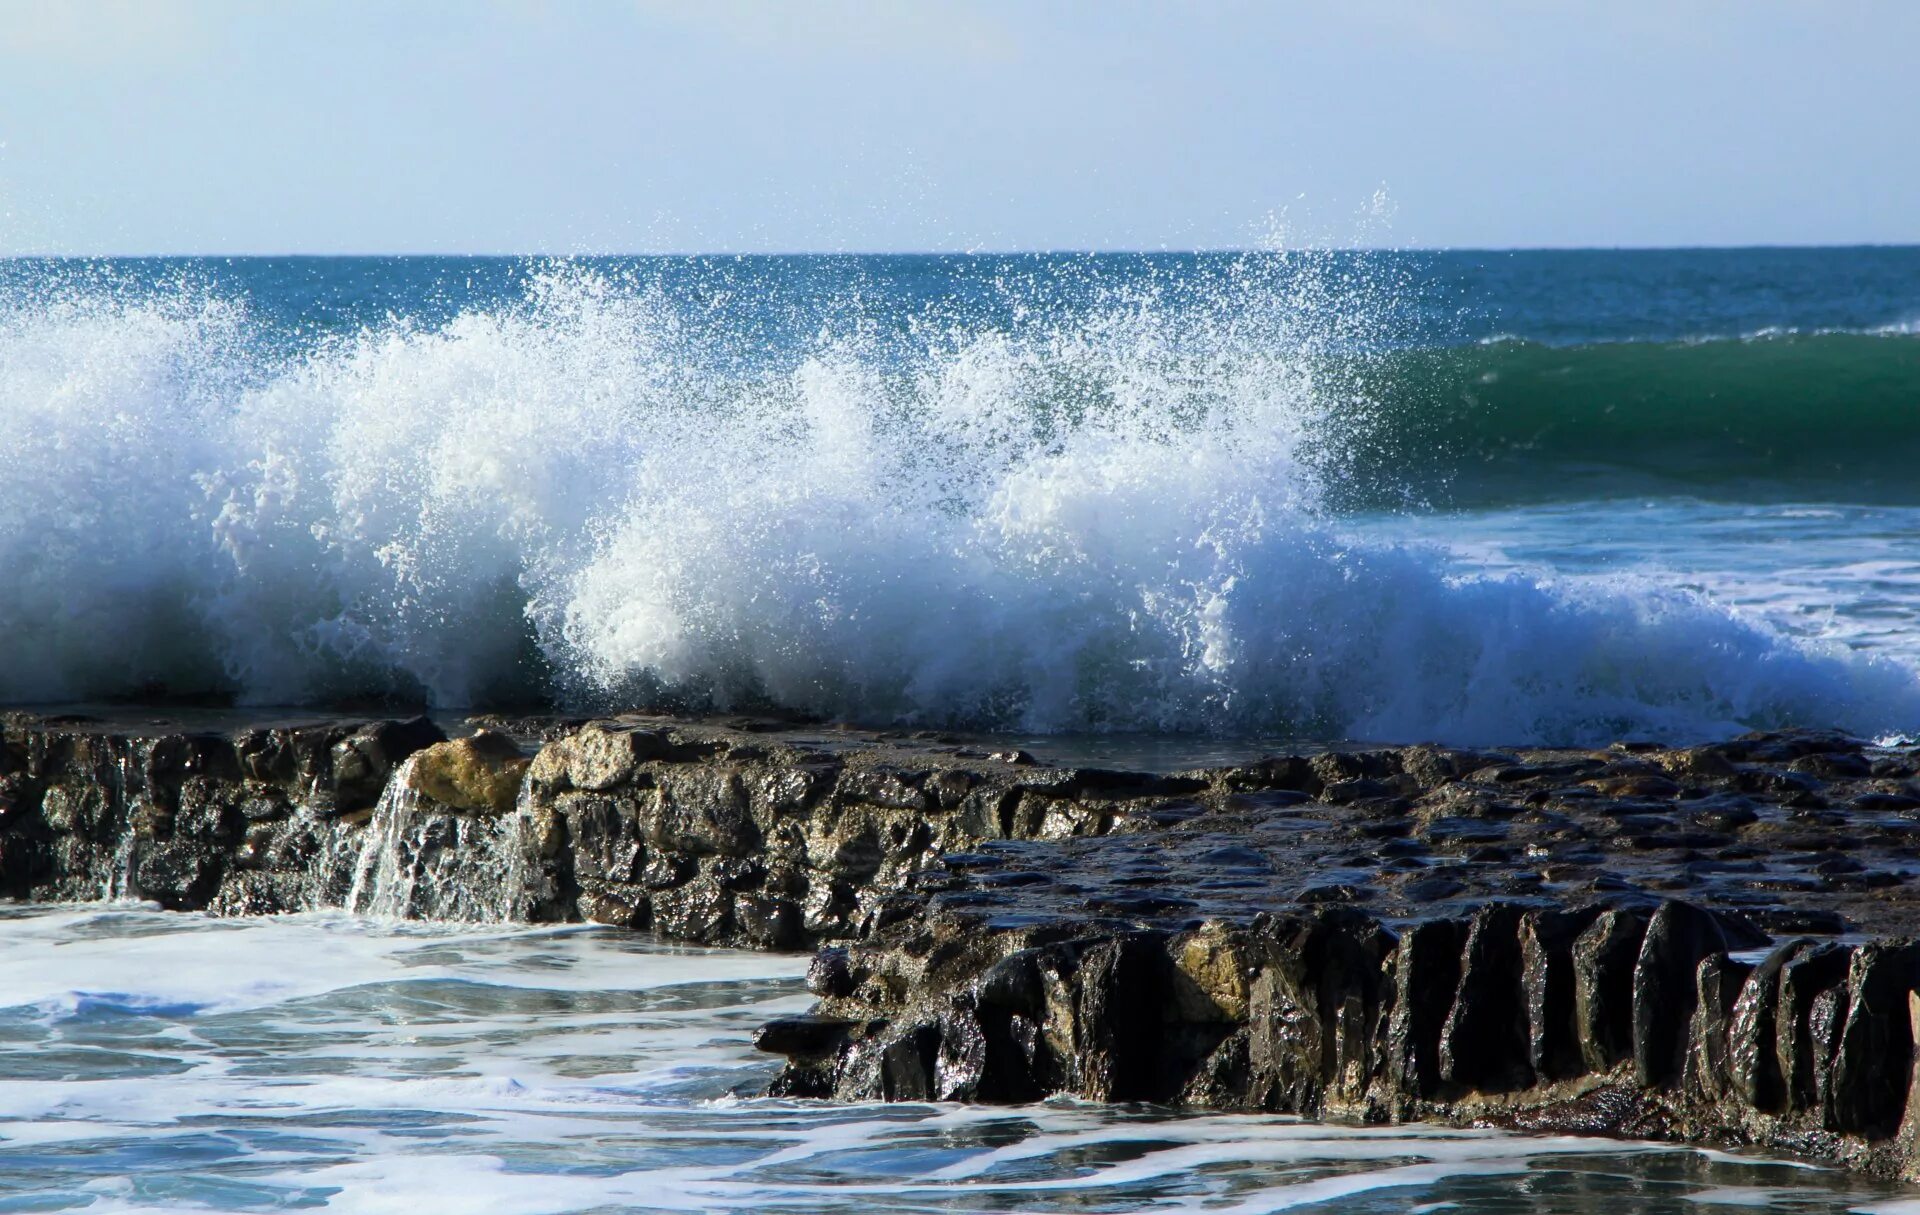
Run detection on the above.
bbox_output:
[4,241,1920,260]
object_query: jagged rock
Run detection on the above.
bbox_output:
[1572,908,1647,1074]
[1832,943,1920,1138]
[1520,908,1596,1082]
[1632,900,1729,1087]
[1729,940,1805,1112]
[1387,918,1464,1100]
[1440,903,1532,1093]
[333,717,445,810]
[1686,951,1752,1103]
[1776,942,1853,1114]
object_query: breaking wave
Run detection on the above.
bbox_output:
[1364,332,1920,505]
[0,257,1915,745]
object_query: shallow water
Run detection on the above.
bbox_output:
[4,905,1918,1214]
[1374,500,1920,668]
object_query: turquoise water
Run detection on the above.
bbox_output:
[0,250,1916,743]
[3,905,1918,1215]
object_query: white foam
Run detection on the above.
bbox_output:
[0,907,1897,1213]
[0,905,807,1016]
[1,262,1916,744]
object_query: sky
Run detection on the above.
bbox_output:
[0,0,1914,255]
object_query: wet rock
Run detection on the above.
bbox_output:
[1832,943,1920,1138]
[755,1014,858,1057]
[1685,951,1752,1103]
[1657,747,1738,780]
[1388,919,1465,1099]
[1853,791,1920,812]
[1631,901,1728,1087]
[734,891,804,948]
[651,875,734,940]
[651,766,761,857]
[1440,903,1532,1093]
[129,840,220,908]
[1791,752,1873,780]
[405,730,529,814]
[18,715,1920,1177]
[1520,908,1595,1081]
[1729,941,1805,1113]
[935,999,990,1099]
[1572,908,1647,1074]
[1776,942,1853,1114]
[332,717,445,810]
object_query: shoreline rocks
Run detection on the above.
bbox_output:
[6,711,1920,1174]
[763,898,1920,1177]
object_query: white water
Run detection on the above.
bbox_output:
[1367,500,1920,667]
[2,262,1917,744]
[340,755,545,922]
[1,905,1911,1214]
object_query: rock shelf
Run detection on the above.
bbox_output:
[6,711,1920,1174]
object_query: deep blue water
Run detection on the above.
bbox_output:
[7,246,1919,346]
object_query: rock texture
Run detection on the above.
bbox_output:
[0,711,446,911]
[9,711,1920,1174]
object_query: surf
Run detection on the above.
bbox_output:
[0,256,1914,745]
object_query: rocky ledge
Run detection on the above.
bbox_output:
[5,712,1920,1174]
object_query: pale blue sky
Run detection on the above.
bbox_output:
[0,0,1913,254]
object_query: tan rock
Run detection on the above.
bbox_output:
[1176,921,1249,1020]
[405,730,530,815]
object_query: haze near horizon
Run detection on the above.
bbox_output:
[0,0,1914,255]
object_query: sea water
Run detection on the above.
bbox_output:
[4,904,1919,1215]
[0,249,1918,743]
[7,249,1920,1210]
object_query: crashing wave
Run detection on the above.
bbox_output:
[0,257,1913,745]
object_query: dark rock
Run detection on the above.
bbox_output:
[1572,908,1647,1074]
[1685,951,1752,1103]
[1631,901,1729,1087]
[1520,908,1596,1081]
[1832,942,1920,1137]
[1439,904,1532,1093]
[807,946,856,998]
[1853,792,1920,812]
[754,1014,857,1057]
[1387,919,1465,1100]
[1729,940,1806,1113]
[1776,942,1853,1114]
[17,715,1920,1177]
[332,717,446,810]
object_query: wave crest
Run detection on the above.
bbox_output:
[0,259,1913,745]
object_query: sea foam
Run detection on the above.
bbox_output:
[8,906,1855,1215]
[0,258,1914,745]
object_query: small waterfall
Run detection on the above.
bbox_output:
[102,824,138,902]
[334,755,546,922]
[96,748,142,903]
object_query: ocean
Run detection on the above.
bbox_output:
[6,249,1920,1213]
[1,248,1918,746]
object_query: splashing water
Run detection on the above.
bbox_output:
[340,755,546,922]
[0,256,1915,745]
